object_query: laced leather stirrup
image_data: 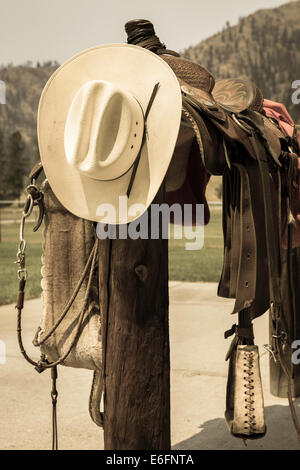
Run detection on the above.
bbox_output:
[243,350,257,434]
[224,311,266,441]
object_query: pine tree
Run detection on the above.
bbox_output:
[0,129,7,200]
[5,131,26,200]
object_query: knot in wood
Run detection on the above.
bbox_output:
[135,264,148,282]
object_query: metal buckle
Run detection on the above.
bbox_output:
[17,268,27,281]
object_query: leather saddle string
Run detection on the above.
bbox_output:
[250,134,300,442]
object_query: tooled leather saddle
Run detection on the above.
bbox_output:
[21,20,300,447]
[125,19,300,442]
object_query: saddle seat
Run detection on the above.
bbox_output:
[212,78,264,114]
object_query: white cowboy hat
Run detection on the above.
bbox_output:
[38,43,182,224]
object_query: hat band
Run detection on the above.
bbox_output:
[77,82,160,194]
[126,81,160,197]
[88,82,160,197]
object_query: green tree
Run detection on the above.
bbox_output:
[215,183,222,200]
[5,131,26,200]
[0,129,7,200]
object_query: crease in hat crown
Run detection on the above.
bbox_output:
[64,79,144,181]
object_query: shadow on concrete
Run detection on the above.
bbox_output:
[172,402,300,450]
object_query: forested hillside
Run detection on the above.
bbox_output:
[184,0,300,123]
[0,1,299,199]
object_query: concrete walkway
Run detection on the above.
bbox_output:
[0,282,299,450]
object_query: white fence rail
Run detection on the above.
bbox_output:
[0,201,37,241]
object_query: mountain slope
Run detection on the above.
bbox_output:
[0,63,58,170]
[183,0,300,123]
[0,1,299,175]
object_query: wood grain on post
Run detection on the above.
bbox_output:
[98,184,170,450]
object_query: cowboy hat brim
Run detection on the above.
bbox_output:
[38,44,182,224]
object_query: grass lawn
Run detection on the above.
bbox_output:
[169,208,223,282]
[0,209,223,305]
[0,221,43,305]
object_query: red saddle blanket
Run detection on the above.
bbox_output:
[263,99,300,248]
[263,99,300,149]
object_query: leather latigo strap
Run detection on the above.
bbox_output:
[202,105,281,320]
[240,110,281,307]
[218,163,257,314]
[219,156,273,319]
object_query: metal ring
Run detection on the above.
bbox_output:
[18,239,26,254]
[19,215,26,245]
[17,268,27,280]
[26,184,43,201]
[22,194,34,218]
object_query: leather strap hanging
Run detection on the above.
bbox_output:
[51,366,58,451]
[244,111,300,444]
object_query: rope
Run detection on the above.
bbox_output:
[125,19,165,51]
[125,19,179,56]
[34,240,98,346]
[16,239,98,371]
